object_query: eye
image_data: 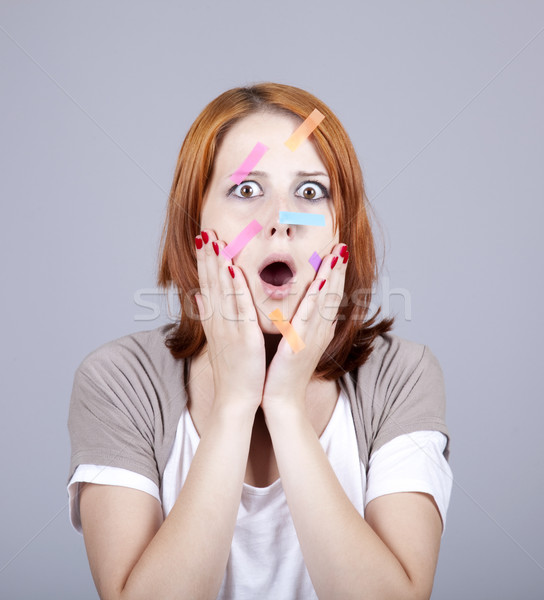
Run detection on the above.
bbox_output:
[296,181,329,202]
[230,181,263,199]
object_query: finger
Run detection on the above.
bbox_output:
[214,241,239,323]
[314,243,346,279]
[289,276,325,332]
[229,264,259,324]
[194,293,211,322]
[195,234,213,319]
[200,232,258,326]
[199,229,230,318]
[295,246,343,325]
[321,243,348,322]
[301,245,346,329]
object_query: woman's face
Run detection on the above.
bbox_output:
[201,111,339,333]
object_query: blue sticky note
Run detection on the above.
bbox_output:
[278,212,326,227]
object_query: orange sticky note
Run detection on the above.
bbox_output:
[268,309,306,353]
[284,108,325,151]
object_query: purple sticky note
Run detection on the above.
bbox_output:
[308,251,322,272]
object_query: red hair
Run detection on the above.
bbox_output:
[157,83,394,379]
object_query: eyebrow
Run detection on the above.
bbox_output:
[226,170,330,180]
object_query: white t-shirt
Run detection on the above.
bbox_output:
[68,389,452,600]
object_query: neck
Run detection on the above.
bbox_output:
[263,333,282,368]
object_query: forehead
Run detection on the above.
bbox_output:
[214,111,327,174]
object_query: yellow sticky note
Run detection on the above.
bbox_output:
[268,309,306,353]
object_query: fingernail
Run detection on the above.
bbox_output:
[212,241,219,256]
[228,266,235,279]
[343,250,349,264]
[331,256,338,270]
[195,236,203,250]
[340,245,348,258]
[319,279,326,291]
[201,231,209,244]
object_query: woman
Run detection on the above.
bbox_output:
[67,83,452,600]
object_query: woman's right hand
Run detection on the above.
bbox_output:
[194,229,266,413]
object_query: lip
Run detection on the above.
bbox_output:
[258,253,297,300]
[260,279,294,300]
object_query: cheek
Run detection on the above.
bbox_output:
[309,228,339,257]
[201,210,238,243]
[199,203,212,232]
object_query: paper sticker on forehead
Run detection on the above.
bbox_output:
[230,142,269,185]
[284,108,325,152]
[228,108,325,187]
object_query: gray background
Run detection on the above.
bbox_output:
[1,1,543,598]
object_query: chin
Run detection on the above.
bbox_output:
[256,318,283,335]
[252,290,303,332]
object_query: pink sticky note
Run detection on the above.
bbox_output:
[230,142,269,185]
[221,220,263,259]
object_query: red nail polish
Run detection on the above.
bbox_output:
[319,279,326,291]
[195,236,203,250]
[331,256,338,269]
[201,231,209,244]
[340,245,348,258]
[212,241,219,256]
[343,250,349,264]
[228,266,235,279]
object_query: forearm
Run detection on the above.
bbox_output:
[265,403,416,600]
[121,402,255,600]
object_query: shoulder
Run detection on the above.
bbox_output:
[68,324,184,490]
[68,324,186,480]
[70,323,186,428]
[356,332,444,395]
[342,332,449,460]
[363,331,436,368]
[75,323,180,382]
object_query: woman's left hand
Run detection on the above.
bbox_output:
[261,243,349,415]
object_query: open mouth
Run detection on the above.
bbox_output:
[259,262,294,287]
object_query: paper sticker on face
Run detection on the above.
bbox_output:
[284,109,325,152]
[279,211,326,227]
[230,142,269,185]
[268,308,306,353]
[221,220,263,260]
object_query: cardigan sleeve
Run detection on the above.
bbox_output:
[67,348,160,489]
[369,340,450,461]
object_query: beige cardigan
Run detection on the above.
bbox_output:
[67,324,450,490]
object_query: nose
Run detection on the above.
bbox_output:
[262,196,296,240]
[266,221,294,239]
